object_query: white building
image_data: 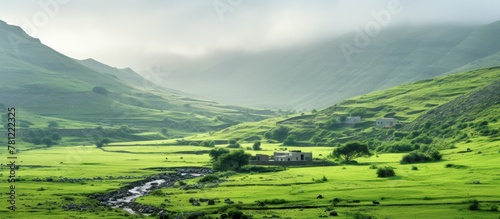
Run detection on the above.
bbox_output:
[376,118,398,128]
[273,150,312,162]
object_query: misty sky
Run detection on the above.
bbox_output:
[1,0,499,72]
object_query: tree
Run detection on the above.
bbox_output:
[92,86,109,95]
[349,108,367,117]
[161,128,168,136]
[42,138,54,147]
[332,142,372,162]
[209,148,230,161]
[213,150,251,171]
[208,141,216,147]
[376,166,396,177]
[101,138,111,145]
[32,137,42,145]
[339,115,347,123]
[51,133,61,141]
[326,118,341,129]
[96,141,104,148]
[283,134,297,146]
[227,139,241,148]
[270,126,290,142]
[252,141,262,150]
[48,121,59,128]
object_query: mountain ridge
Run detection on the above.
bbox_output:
[156,21,500,110]
[0,20,276,142]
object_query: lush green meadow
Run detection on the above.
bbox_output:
[1,134,499,219]
[138,139,499,219]
[0,144,211,219]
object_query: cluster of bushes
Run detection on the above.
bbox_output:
[252,141,261,150]
[226,139,241,148]
[264,126,290,141]
[400,146,442,164]
[377,141,417,153]
[95,138,111,148]
[224,208,252,219]
[209,148,251,172]
[239,165,285,173]
[198,174,219,183]
[283,134,298,146]
[376,166,396,178]
[23,129,61,147]
[476,122,499,136]
[92,86,109,95]
[200,140,216,147]
[257,199,288,205]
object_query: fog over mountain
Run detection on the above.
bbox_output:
[1,0,499,109]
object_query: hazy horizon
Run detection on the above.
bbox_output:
[1,0,500,72]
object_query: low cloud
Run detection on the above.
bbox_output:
[0,0,499,70]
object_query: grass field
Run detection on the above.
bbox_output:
[2,136,497,218]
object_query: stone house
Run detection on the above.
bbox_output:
[272,150,312,162]
[375,118,398,128]
[344,116,361,125]
[254,154,270,161]
[250,150,313,164]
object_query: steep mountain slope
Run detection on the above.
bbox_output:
[0,20,274,139]
[158,22,500,110]
[76,58,152,88]
[199,66,500,150]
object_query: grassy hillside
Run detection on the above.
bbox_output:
[0,20,275,148]
[158,22,500,110]
[202,66,500,152]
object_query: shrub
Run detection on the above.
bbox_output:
[240,166,285,173]
[198,174,219,183]
[269,126,290,141]
[227,139,241,148]
[393,131,408,138]
[376,166,395,178]
[411,165,418,171]
[352,212,376,219]
[252,141,261,150]
[467,199,480,210]
[381,141,413,153]
[212,150,251,172]
[47,121,59,128]
[200,140,216,147]
[410,135,433,144]
[226,208,250,219]
[321,176,328,181]
[215,171,237,178]
[258,199,287,205]
[369,164,378,169]
[92,86,109,95]
[150,190,164,196]
[400,149,442,164]
[489,203,498,211]
[394,123,404,129]
[283,134,298,146]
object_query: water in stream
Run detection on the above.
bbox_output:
[107,179,166,214]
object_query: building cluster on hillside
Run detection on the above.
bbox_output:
[251,150,313,163]
[339,116,399,128]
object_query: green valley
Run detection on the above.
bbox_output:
[0,7,499,219]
